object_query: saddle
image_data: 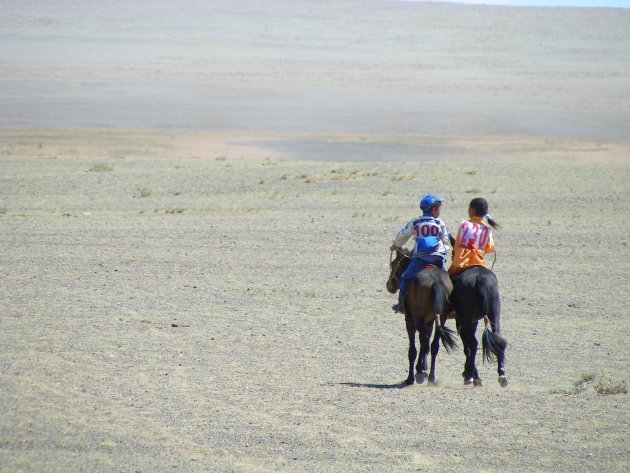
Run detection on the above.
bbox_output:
[420,264,438,270]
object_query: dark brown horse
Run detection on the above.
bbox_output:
[450,266,508,387]
[387,248,457,385]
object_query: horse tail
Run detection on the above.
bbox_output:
[431,280,450,316]
[482,317,507,363]
[432,283,457,353]
[478,280,493,318]
[477,273,506,362]
[436,318,458,354]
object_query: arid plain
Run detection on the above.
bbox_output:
[1,1,629,472]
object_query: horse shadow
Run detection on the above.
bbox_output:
[335,381,408,390]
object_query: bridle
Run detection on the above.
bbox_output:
[387,249,410,293]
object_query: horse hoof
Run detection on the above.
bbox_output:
[473,378,483,388]
[415,371,428,384]
[464,377,473,385]
[405,378,415,386]
[498,376,508,388]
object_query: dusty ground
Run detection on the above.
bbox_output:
[1,1,630,472]
[1,152,629,472]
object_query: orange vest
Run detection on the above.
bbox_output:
[448,217,495,276]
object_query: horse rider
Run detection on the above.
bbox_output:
[448,197,500,278]
[391,194,452,313]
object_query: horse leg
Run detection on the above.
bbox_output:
[428,316,440,384]
[415,322,431,384]
[471,326,482,387]
[405,316,417,385]
[458,320,472,384]
[457,320,470,383]
[460,320,481,386]
[484,316,508,387]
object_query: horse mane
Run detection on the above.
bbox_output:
[386,248,412,294]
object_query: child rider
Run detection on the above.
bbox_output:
[448,197,500,278]
[390,194,451,313]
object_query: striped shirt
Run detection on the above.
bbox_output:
[448,216,495,276]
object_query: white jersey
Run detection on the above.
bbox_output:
[393,216,450,257]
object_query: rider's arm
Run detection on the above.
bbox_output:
[392,221,414,249]
[438,221,452,249]
[484,231,495,254]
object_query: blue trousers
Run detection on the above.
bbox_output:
[399,255,446,296]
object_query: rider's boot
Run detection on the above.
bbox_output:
[392,291,406,313]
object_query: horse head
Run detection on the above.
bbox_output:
[386,247,412,294]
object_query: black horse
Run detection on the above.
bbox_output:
[387,248,458,385]
[450,266,508,387]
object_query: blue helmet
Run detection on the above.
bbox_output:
[420,194,444,211]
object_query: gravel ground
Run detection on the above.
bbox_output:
[1,154,628,472]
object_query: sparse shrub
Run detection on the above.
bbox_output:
[137,187,151,198]
[164,208,185,214]
[595,375,627,395]
[571,372,596,392]
[550,372,626,396]
[391,172,416,182]
[88,164,113,172]
[550,372,595,394]
[153,207,185,214]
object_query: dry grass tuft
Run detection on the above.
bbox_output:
[87,164,113,172]
[550,372,627,396]
[594,375,627,395]
[391,172,416,182]
[137,187,152,198]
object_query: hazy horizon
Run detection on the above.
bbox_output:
[1,0,629,144]
[399,0,630,7]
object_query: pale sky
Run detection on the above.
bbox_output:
[400,0,630,7]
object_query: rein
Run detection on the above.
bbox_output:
[389,249,410,288]
[390,249,410,266]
